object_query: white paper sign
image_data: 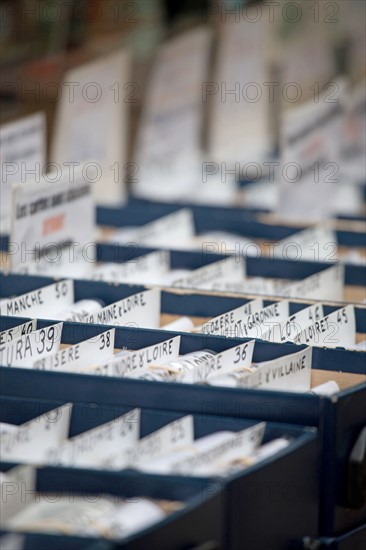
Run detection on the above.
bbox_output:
[294,305,356,349]
[51,49,130,204]
[110,209,195,249]
[134,27,212,200]
[201,299,263,336]
[47,408,140,467]
[33,329,115,372]
[226,301,290,340]
[0,113,46,234]
[279,265,344,302]
[273,225,338,262]
[0,404,72,463]
[170,422,266,476]
[10,165,94,271]
[208,12,272,163]
[264,304,324,343]
[277,91,344,221]
[186,340,255,383]
[92,251,170,283]
[85,289,160,329]
[0,466,36,524]
[90,336,181,378]
[215,347,313,392]
[172,257,245,290]
[110,415,194,469]
[0,280,74,318]
[0,323,63,368]
[0,320,36,347]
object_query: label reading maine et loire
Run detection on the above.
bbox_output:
[85,289,160,329]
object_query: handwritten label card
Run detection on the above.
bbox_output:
[0,404,72,463]
[294,305,356,349]
[33,329,115,372]
[0,113,46,234]
[51,50,130,204]
[0,281,74,318]
[0,323,63,368]
[10,165,94,271]
[85,289,160,329]
[134,28,212,200]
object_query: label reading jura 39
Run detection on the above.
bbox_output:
[0,323,63,368]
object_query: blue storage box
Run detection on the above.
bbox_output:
[0,316,365,537]
[0,395,319,549]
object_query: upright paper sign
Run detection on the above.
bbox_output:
[0,113,46,234]
[10,165,94,271]
[51,50,130,204]
[134,27,212,200]
[277,91,344,221]
[208,13,272,163]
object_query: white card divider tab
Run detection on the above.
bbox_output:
[172,257,245,290]
[0,320,36,347]
[294,305,356,349]
[88,336,181,378]
[210,347,313,393]
[205,278,281,296]
[0,404,72,463]
[184,341,255,384]
[0,112,46,234]
[226,301,290,340]
[0,280,74,318]
[279,264,345,302]
[91,251,170,283]
[0,323,63,368]
[168,422,266,476]
[110,209,195,248]
[51,49,131,205]
[201,299,263,336]
[0,466,36,524]
[32,329,115,372]
[263,304,325,343]
[85,288,161,329]
[108,415,194,470]
[273,224,338,262]
[10,163,95,271]
[46,408,140,468]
